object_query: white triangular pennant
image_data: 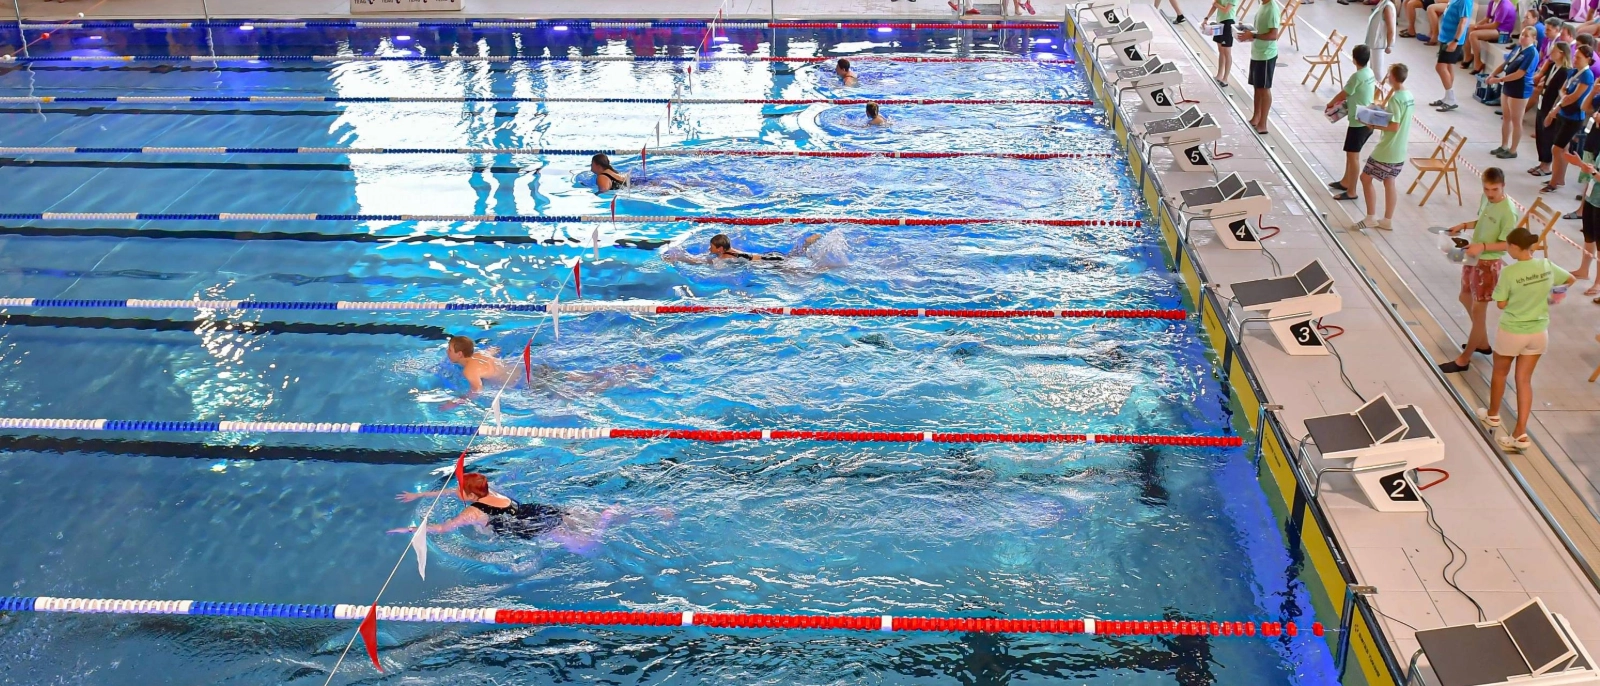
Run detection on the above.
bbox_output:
[410,515,428,580]
[551,296,560,342]
[592,226,601,260]
[490,393,502,427]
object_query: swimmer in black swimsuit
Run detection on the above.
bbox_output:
[866,102,887,126]
[391,472,573,538]
[663,233,827,265]
[591,153,630,193]
[836,58,859,87]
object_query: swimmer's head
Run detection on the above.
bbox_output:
[458,472,490,501]
[590,153,616,174]
[709,233,733,256]
[866,102,880,118]
[447,335,475,363]
[836,58,852,75]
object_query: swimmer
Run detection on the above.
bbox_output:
[390,472,633,553]
[866,102,887,126]
[446,335,513,396]
[836,58,859,87]
[591,153,630,193]
[663,232,831,265]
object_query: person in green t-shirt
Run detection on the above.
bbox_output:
[1327,45,1377,201]
[1439,167,1519,374]
[1478,228,1575,452]
[1238,0,1282,134]
[1359,63,1414,231]
[1202,0,1239,86]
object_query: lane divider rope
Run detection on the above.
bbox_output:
[0,595,1322,638]
[0,95,1093,106]
[12,20,1068,31]
[0,146,1112,159]
[0,213,1140,226]
[0,299,1186,320]
[0,417,1244,446]
[1,54,1073,64]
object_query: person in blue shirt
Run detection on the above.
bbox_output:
[1488,27,1540,158]
[1543,44,1596,193]
[1430,0,1473,111]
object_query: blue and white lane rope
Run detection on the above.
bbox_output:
[0,299,1185,320]
[0,147,1111,160]
[0,95,1091,106]
[0,417,1242,446]
[0,595,1322,638]
[1,54,1073,64]
[0,214,1134,227]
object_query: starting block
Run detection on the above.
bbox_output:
[1114,56,1182,112]
[1137,106,1221,171]
[1227,259,1341,356]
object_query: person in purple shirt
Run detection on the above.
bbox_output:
[1465,0,1516,74]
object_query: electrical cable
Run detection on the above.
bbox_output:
[1419,486,1488,622]
[1317,324,1367,403]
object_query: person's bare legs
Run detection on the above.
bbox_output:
[1425,4,1445,41]
[1466,29,1499,70]
[1401,0,1424,33]
[1361,170,1378,219]
[1486,352,1513,421]
[1253,86,1272,131]
[1502,96,1527,152]
[1453,293,1489,365]
[1342,150,1362,192]
[1381,176,1398,223]
[1435,61,1454,101]
[1509,353,1542,438]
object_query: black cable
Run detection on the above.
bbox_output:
[1318,328,1367,403]
[1370,607,1422,633]
[1420,487,1488,622]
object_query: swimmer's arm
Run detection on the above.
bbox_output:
[395,489,451,502]
[388,508,486,534]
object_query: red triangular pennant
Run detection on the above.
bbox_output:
[573,261,582,298]
[640,146,647,176]
[359,603,381,672]
[454,449,466,486]
[523,339,532,383]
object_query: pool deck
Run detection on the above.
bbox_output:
[1079,2,1600,678]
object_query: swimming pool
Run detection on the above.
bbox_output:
[0,22,1340,685]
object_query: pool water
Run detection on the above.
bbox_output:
[0,25,1339,685]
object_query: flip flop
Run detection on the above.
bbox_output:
[1399,29,1416,37]
[1585,285,1600,296]
[1541,183,1564,193]
[1333,192,1359,200]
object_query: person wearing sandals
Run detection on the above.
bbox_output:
[1398,0,1438,44]
[1359,63,1414,230]
[1541,45,1595,194]
[1463,0,1516,75]
[1530,40,1574,178]
[1439,167,1518,375]
[1328,46,1377,201]
[1201,0,1238,87]
[1488,27,1540,160]
[1476,228,1574,453]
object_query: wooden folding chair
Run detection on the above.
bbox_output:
[1280,0,1303,50]
[1519,197,1563,259]
[1373,81,1392,106]
[1589,361,1600,383]
[1300,30,1347,92]
[1407,126,1467,206]
[1237,0,1258,25]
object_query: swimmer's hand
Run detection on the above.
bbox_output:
[396,492,427,503]
[387,526,417,534]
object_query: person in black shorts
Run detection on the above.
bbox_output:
[1531,40,1574,177]
[1542,45,1596,194]
[1201,0,1237,86]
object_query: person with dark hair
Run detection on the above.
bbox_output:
[1360,63,1414,230]
[391,473,639,553]
[835,58,858,87]
[663,232,830,265]
[1201,0,1238,86]
[1529,40,1574,177]
[1476,228,1574,452]
[446,335,511,395]
[1489,27,1540,159]
[1542,44,1596,193]
[866,102,887,125]
[1439,167,1519,374]
[1328,45,1376,201]
[590,153,629,193]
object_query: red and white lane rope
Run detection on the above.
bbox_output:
[0,95,1094,106]
[0,146,1114,160]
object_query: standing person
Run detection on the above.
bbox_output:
[1530,40,1574,177]
[1439,167,1519,374]
[1329,46,1378,200]
[1570,155,1600,293]
[1155,0,1187,24]
[1489,27,1540,159]
[1541,44,1595,194]
[1360,63,1415,230]
[1202,0,1239,86]
[1464,0,1515,74]
[1366,0,1398,78]
[1476,228,1575,452]
[1238,0,1283,134]
[1429,0,1472,111]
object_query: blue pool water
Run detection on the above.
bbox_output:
[0,25,1339,685]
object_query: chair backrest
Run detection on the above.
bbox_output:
[1518,197,1562,253]
[1315,30,1346,60]
[1374,81,1392,106]
[1282,0,1303,24]
[1237,0,1259,23]
[1431,126,1466,166]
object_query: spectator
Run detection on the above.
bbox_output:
[1541,44,1595,194]
[1529,39,1573,177]
[1577,0,1600,36]
[1464,0,1516,74]
[1476,228,1574,453]
[1329,46,1378,200]
[1360,63,1415,230]
[1365,0,1398,78]
[1439,167,1519,374]
[1569,155,1600,294]
[1429,0,1472,111]
[1398,0,1436,42]
[1489,27,1539,159]
[1239,0,1283,134]
[1202,0,1239,86]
